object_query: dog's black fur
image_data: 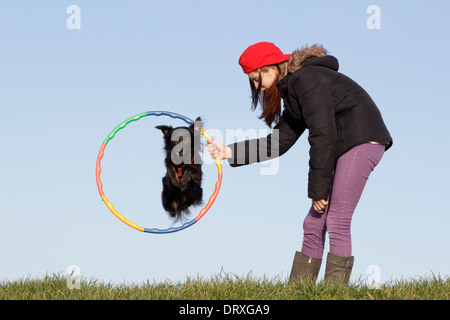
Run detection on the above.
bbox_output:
[156,117,203,221]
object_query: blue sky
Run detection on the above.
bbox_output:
[1,0,449,286]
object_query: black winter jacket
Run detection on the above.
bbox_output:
[228,47,393,200]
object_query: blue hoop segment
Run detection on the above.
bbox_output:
[146,110,194,125]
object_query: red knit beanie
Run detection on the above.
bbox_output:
[238,42,291,74]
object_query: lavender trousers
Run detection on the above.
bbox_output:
[301,143,385,259]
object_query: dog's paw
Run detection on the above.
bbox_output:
[180,183,189,192]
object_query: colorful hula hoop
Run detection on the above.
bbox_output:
[96,111,223,234]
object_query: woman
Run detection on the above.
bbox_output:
[207,42,392,284]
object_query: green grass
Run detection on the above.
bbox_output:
[0,272,448,300]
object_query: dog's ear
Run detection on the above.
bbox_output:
[156,125,173,136]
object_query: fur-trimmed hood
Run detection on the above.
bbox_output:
[287,44,337,73]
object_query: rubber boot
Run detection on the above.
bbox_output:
[289,251,322,282]
[324,252,354,285]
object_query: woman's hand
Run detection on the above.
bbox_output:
[312,199,328,214]
[206,140,232,160]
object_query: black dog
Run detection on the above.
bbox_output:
[156,117,203,221]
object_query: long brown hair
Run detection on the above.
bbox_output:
[250,63,287,128]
